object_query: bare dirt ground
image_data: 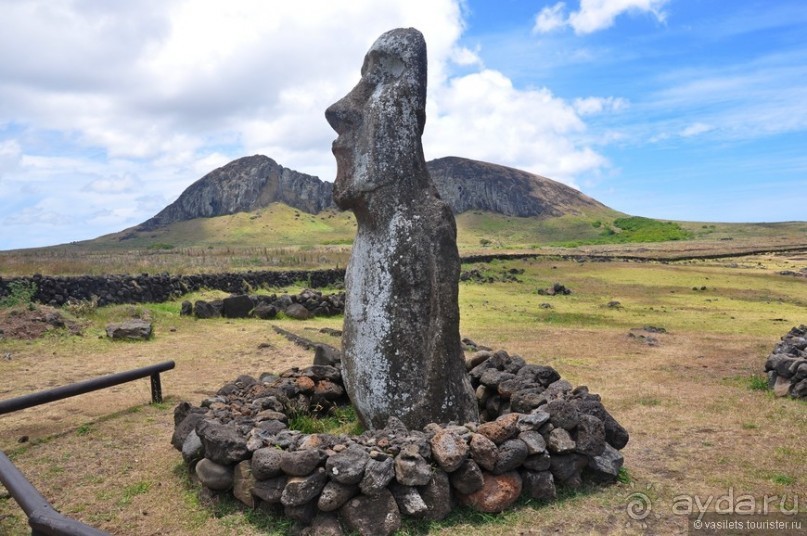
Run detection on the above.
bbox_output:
[1,257,805,535]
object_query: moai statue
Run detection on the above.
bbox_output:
[325,28,479,429]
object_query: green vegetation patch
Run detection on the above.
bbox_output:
[0,280,37,308]
[555,216,694,247]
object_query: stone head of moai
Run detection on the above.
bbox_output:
[325,28,478,430]
[326,28,430,216]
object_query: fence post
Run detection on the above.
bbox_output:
[150,373,163,404]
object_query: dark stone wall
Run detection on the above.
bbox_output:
[0,269,345,307]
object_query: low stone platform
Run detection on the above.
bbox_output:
[172,349,628,535]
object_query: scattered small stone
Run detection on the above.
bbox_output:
[105,319,152,341]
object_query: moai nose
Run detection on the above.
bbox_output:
[325,97,360,134]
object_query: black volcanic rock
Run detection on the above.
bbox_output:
[138,154,611,230]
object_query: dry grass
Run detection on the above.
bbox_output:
[1,255,806,535]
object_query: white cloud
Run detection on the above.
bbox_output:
[0,0,615,248]
[533,0,669,35]
[679,122,714,137]
[573,96,629,115]
[3,206,75,226]
[0,139,21,176]
[534,2,568,33]
[82,174,139,194]
[425,69,608,185]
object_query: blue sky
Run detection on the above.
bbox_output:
[0,0,805,250]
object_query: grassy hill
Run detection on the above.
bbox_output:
[1,203,806,276]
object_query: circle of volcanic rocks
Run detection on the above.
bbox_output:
[184,289,345,320]
[172,350,628,535]
[764,325,807,399]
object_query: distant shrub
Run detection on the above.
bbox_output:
[147,243,175,250]
[552,217,692,247]
[612,216,693,242]
[0,280,37,308]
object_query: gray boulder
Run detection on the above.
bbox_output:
[339,489,401,536]
[195,458,233,491]
[196,420,249,465]
[193,300,220,319]
[284,303,312,320]
[325,444,369,485]
[280,468,328,507]
[222,294,253,318]
[105,319,152,340]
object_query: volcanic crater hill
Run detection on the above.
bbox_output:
[140,155,334,231]
[138,154,612,231]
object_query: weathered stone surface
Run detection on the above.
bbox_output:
[389,482,428,517]
[195,458,233,491]
[773,375,792,397]
[172,410,205,451]
[457,471,522,513]
[360,457,395,495]
[574,414,606,457]
[523,452,552,472]
[314,344,342,367]
[518,430,547,455]
[251,447,284,480]
[318,481,359,512]
[196,420,249,465]
[302,513,344,536]
[494,438,529,474]
[233,460,256,507]
[180,300,192,316]
[449,458,485,494]
[105,319,152,340]
[430,429,469,472]
[325,27,478,430]
[326,444,369,485]
[394,444,432,486]
[586,443,624,482]
[420,469,452,521]
[281,468,328,507]
[549,453,588,486]
[252,303,278,319]
[284,501,318,523]
[222,294,254,318]
[469,433,499,471]
[280,448,325,476]
[477,413,519,444]
[194,300,220,319]
[570,398,630,449]
[284,303,312,320]
[545,399,579,431]
[181,430,203,464]
[252,476,287,503]
[547,428,576,454]
[340,489,401,536]
[521,470,556,501]
[793,378,807,398]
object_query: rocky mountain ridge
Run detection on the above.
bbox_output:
[140,155,609,230]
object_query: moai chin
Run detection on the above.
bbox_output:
[325,28,479,430]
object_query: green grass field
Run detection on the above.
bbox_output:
[1,250,805,535]
[2,205,806,276]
